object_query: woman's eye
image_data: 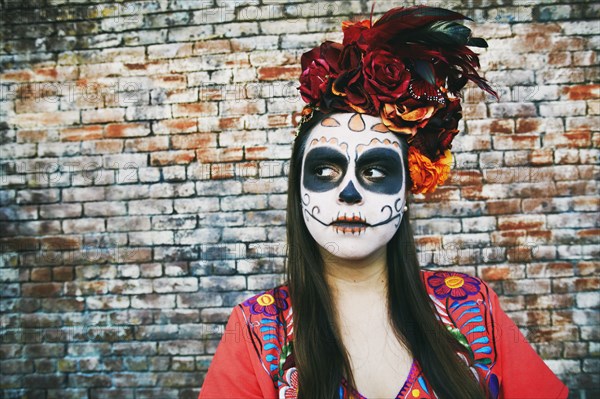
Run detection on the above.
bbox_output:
[363,167,386,181]
[315,166,338,179]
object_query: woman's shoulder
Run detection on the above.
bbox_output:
[234,284,294,383]
[237,284,292,319]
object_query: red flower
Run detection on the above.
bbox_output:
[342,19,371,49]
[380,98,438,135]
[427,271,481,300]
[362,49,411,109]
[410,98,462,160]
[299,58,331,105]
[299,42,343,105]
[243,289,289,316]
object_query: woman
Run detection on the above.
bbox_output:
[198,6,569,399]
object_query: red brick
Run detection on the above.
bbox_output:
[507,310,551,327]
[485,199,521,215]
[553,277,600,293]
[193,39,231,55]
[196,147,243,163]
[218,117,243,130]
[53,266,74,281]
[525,294,574,310]
[155,118,198,134]
[90,139,123,154]
[81,108,125,124]
[548,51,571,66]
[1,70,33,81]
[172,103,218,117]
[498,215,545,230]
[267,114,290,127]
[16,129,48,143]
[564,84,600,100]
[105,123,150,138]
[220,100,266,116]
[414,235,442,248]
[479,265,525,281]
[40,236,81,250]
[31,267,51,282]
[449,170,482,186]
[257,66,301,81]
[516,118,541,133]
[210,163,236,180]
[11,111,80,128]
[125,137,169,152]
[22,283,62,297]
[529,149,553,165]
[504,279,551,295]
[544,130,591,148]
[60,125,104,141]
[527,262,574,278]
[0,237,39,251]
[153,74,187,89]
[171,133,218,150]
[151,151,196,166]
[577,261,600,276]
[493,134,540,150]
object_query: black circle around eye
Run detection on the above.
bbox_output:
[363,167,385,180]
[315,165,340,180]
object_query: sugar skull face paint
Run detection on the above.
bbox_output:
[300,113,408,259]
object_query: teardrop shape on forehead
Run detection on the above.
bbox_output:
[349,113,365,132]
[371,123,390,133]
[321,117,341,127]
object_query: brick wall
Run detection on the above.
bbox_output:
[0,0,598,398]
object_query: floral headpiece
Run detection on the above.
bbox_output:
[296,6,497,194]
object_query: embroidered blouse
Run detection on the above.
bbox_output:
[198,270,569,399]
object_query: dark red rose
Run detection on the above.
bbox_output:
[410,98,462,160]
[339,44,362,71]
[362,49,411,109]
[331,68,376,114]
[299,42,343,105]
[342,19,371,50]
[299,58,331,105]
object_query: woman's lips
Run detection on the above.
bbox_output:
[329,213,369,235]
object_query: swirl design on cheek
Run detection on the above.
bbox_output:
[372,198,406,228]
[303,205,326,226]
[302,193,311,206]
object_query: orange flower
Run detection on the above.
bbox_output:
[380,103,437,136]
[342,19,371,31]
[398,104,436,122]
[408,147,453,194]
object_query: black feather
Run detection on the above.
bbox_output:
[413,60,436,85]
[467,37,488,48]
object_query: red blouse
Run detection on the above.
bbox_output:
[198,270,569,399]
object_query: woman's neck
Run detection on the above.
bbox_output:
[322,246,388,295]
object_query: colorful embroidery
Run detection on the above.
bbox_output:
[239,271,498,399]
[426,271,481,300]
[240,286,293,382]
[279,367,299,399]
[244,289,289,316]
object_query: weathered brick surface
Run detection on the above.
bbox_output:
[0,1,598,398]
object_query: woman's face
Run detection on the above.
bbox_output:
[300,112,408,259]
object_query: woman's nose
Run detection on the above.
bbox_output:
[338,181,362,204]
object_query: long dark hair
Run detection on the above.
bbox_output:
[286,111,487,399]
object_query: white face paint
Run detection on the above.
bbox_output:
[300,112,408,260]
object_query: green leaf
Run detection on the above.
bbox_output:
[446,325,474,358]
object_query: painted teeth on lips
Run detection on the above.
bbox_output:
[330,214,368,235]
